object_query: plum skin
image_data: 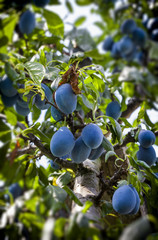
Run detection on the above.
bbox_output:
[0,76,17,97]
[102,36,114,51]
[70,136,91,164]
[138,130,156,148]
[88,144,104,160]
[15,102,30,116]
[51,105,63,121]
[106,101,121,120]
[50,127,75,157]
[55,83,77,115]
[1,93,18,107]
[137,145,156,166]
[19,10,36,35]
[35,83,52,110]
[9,183,22,199]
[81,123,103,149]
[132,27,146,47]
[118,36,134,56]
[112,185,137,215]
[129,185,140,215]
[121,19,137,34]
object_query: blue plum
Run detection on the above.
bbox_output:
[111,42,121,59]
[1,93,18,107]
[9,183,22,199]
[70,136,91,163]
[88,144,104,160]
[121,19,137,34]
[50,127,75,157]
[19,10,36,35]
[129,185,140,215]
[51,105,63,121]
[118,36,134,56]
[132,27,146,47]
[138,130,156,148]
[112,185,137,215]
[102,36,114,51]
[33,0,50,7]
[0,76,17,97]
[147,18,158,33]
[137,146,156,166]
[17,96,29,108]
[35,83,52,110]
[81,123,103,149]
[122,48,137,62]
[106,101,121,120]
[15,102,30,116]
[134,51,145,65]
[151,29,158,41]
[55,83,77,115]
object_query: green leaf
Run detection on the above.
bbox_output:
[80,94,94,110]
[105,151,116,162]
[5,62,19,81]
[37,166,49,186]
[102,136,114,152]
[4,109,17,126]
[63,186,83,206]
[74,16,86,27]
[24,62,45,84]
[43,9,64,38]
[47,185,67,203]
[82,201,93,213]
[56,172,72,187]
[32,105,41,123]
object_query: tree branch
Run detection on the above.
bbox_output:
[120,97,142,120]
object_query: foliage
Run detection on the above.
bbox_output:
[0,0,158,239]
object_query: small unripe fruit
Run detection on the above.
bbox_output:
[81,123,103,149]
[138,130,156,148]
[137,146,156,166]
[112,185,136,215]
[19,10,36,35]
[50,127,75,157]
[70,136,91,163]
[106,101,121,120]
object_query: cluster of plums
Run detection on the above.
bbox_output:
[103,19,146,63]
[137,129,156,166]
[50,123,105,163]
[0,76,52,116]
[143,16,158,42]
[0,74,78,119]
[112,184,140,215]
[18,0,50,35]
